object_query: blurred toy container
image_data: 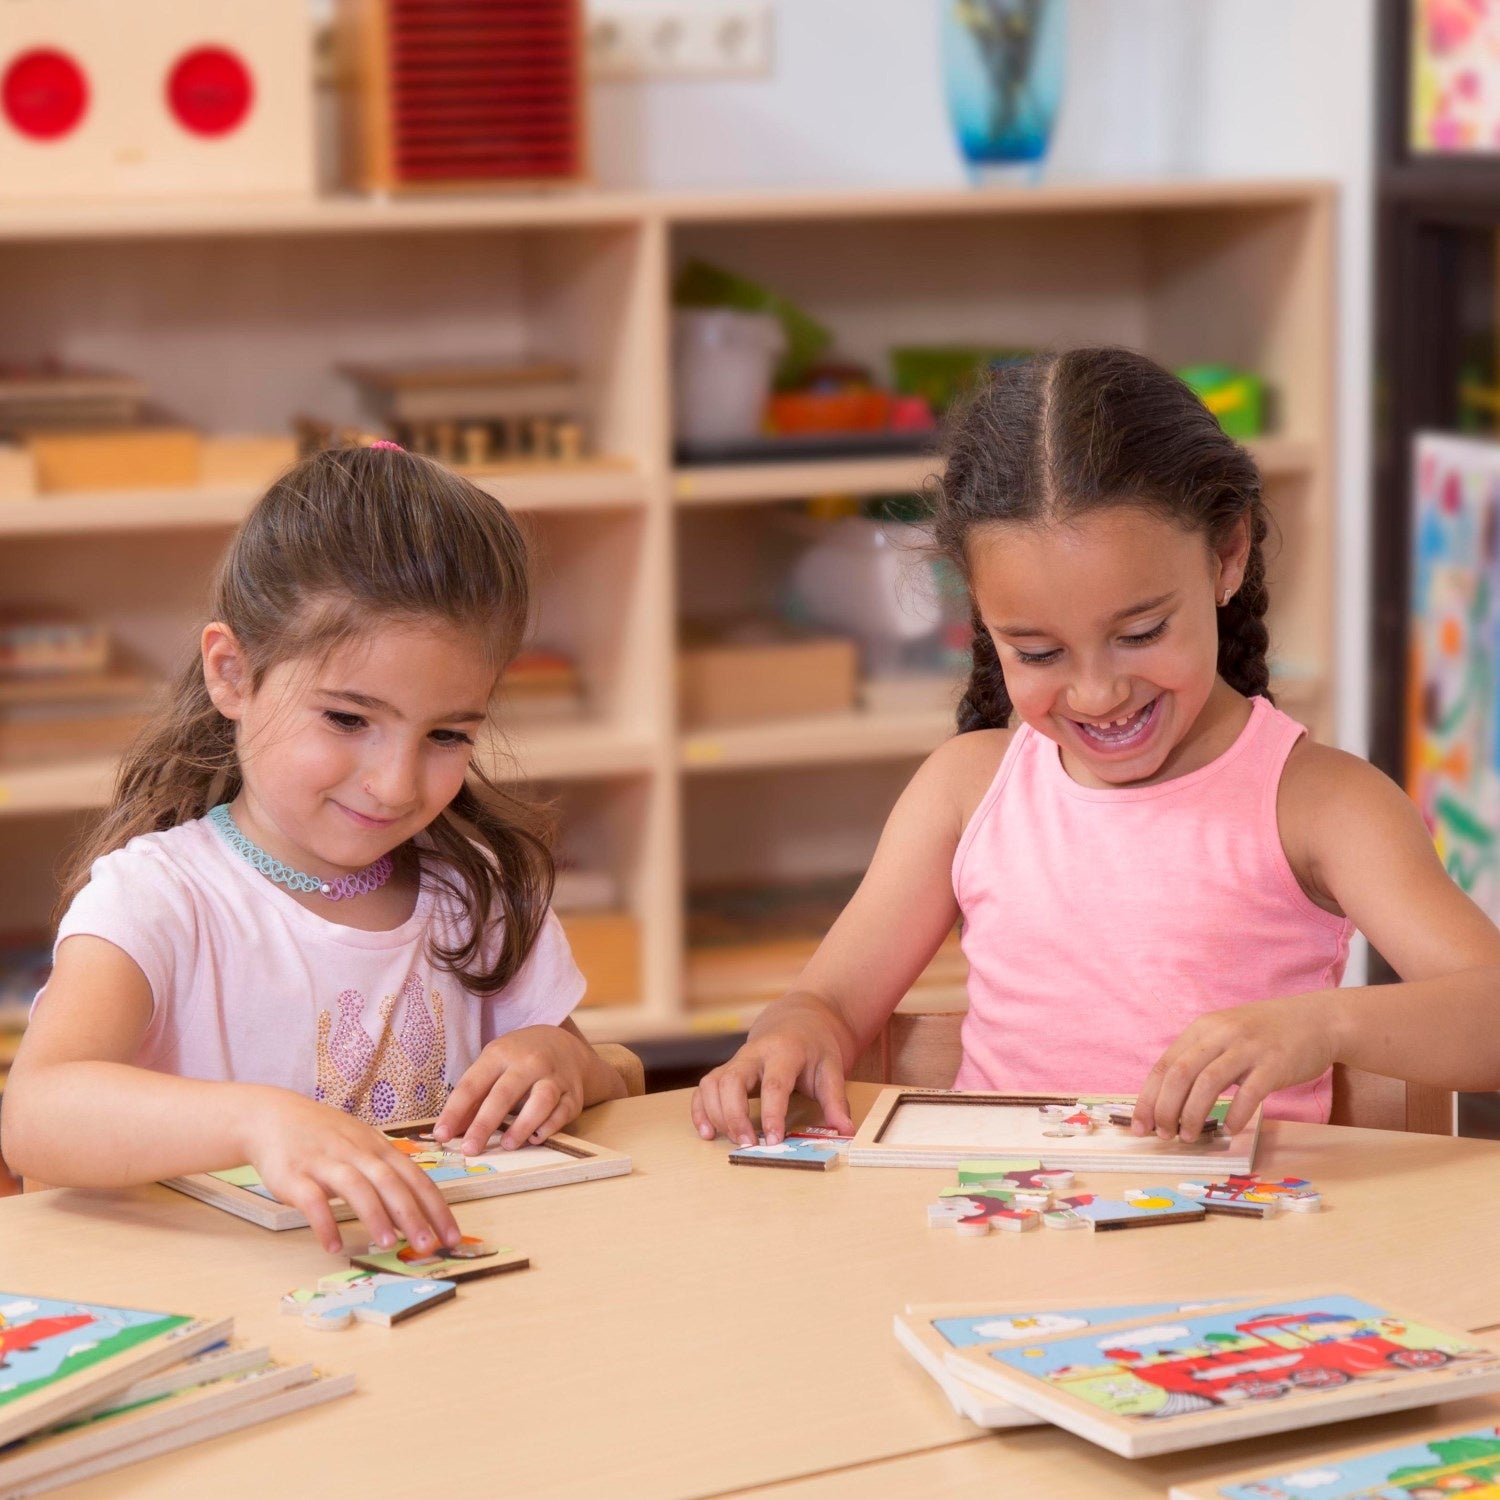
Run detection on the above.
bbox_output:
[673,310,785,447]
[1176,364,1267,439]
[789,515,947,678]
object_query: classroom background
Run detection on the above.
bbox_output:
[0,0,1489,1154]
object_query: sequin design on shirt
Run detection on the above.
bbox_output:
[314,974,450,1124]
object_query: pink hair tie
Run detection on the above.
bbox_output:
[369,439,404,452]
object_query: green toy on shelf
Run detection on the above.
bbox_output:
[1176,364,1267,439]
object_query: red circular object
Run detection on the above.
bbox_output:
[3,49,88,140]
[166,46,252,137]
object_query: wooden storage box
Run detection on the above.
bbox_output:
[679,630,858,729]
[198,435,298,488]
[560,911,639,1009]
[0,443,36,500]
[24,427,201,493]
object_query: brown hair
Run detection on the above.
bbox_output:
[57,446,554,994]
[933,347,1273,733]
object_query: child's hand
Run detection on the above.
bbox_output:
[244,1088,462,1257]
[1132,994,1338,1140]
[691,1016,854,1149]
[434,1025,594,1154]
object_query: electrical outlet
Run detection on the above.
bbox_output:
[587,3,773,79]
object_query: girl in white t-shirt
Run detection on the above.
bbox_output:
[4,443,625,1253]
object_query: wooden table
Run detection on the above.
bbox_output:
[4,1084,1500,1498]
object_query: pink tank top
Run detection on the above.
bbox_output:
[950,696,1353,1122]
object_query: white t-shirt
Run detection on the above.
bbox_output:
[42,817,585,1126]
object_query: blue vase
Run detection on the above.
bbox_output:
[940,0,1066,183]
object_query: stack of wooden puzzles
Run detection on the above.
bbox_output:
[0,1292,352,1494]
[893,1292,1500,1457]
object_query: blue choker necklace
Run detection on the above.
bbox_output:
[208,803,394,902]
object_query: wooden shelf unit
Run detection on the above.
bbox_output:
[0,181,1337,1042]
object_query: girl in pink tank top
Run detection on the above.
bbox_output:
[693,347,1500,1149]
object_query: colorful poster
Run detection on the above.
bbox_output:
[1409,434,1500,919]
[1410,0,1500,154]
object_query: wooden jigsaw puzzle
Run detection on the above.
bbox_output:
[947,1292,1500,1457]
[849,1089,1259,1173]
[281,1270,455,1330]
[729,1138,841,1170]
[894,1298,1248,1430]
[1169,1418,1500,1497]
[163,1117,630,1230]
[0,1295,231,1447]
[1177,1174,1322,1218]
[348,1236,529,1283]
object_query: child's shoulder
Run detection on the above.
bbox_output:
[1278,734,1402,810]
[73,819,217,905]
[919,725,1017,829]
[1276,733,1421,898]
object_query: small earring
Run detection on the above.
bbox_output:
[1219,589,1233,607]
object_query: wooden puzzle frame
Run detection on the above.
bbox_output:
[895,1296,1265,1430]
[848,1088,1260,1173]
[1168,1415,1500,1498]
[944,1289,1500,1458]
[162,1116,630,1231]
[0,1297,231,1448]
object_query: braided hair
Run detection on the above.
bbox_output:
[933,347,1273,733]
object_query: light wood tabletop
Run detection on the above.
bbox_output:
[3,1083,1500,1498]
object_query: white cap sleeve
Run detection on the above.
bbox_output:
[479,908,587,1044]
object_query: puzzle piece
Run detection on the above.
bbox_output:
[1177,1173,1322,1217]
[1052,1187,1206,1232]
[955,1159,1074,1194]
[926,1192,1041,1236]
[786,1125,852,1147]
[349,1235,530,1283]
[280,1269,455,1330]
[1038,1105,1095,1137]
[729,1138,839,1170]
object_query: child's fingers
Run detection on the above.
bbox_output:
[525,1095,576,1146]
[1177,1059,1246,1142]
[280,1175,346,1255]
[716,1068,759,1149]
[690,1086,716,1140]
[1131,1058,1170,1136]
[389,1152,463,1248]
[432,1070,491,1143]
[811,1056,854,1135]
[464,1069,534,1153]
[757,1065,798,1146]
[321,1162,401,1252]
[695,1068,741,1141]
[503,1077,566,1150]
[1223,1070,1274,1135]
[365,1157,454,1253]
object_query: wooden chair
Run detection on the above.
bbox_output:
[849,1007,1453,1134]
[596,1042,646,1099]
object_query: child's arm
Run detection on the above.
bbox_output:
[691,731,1003,1148]
[1135,745,1500,1139]
[3,935,462,1255]
[431,1017,627,1154]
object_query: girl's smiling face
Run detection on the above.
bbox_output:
[203,618,497,877]
[969,506,1250,789]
